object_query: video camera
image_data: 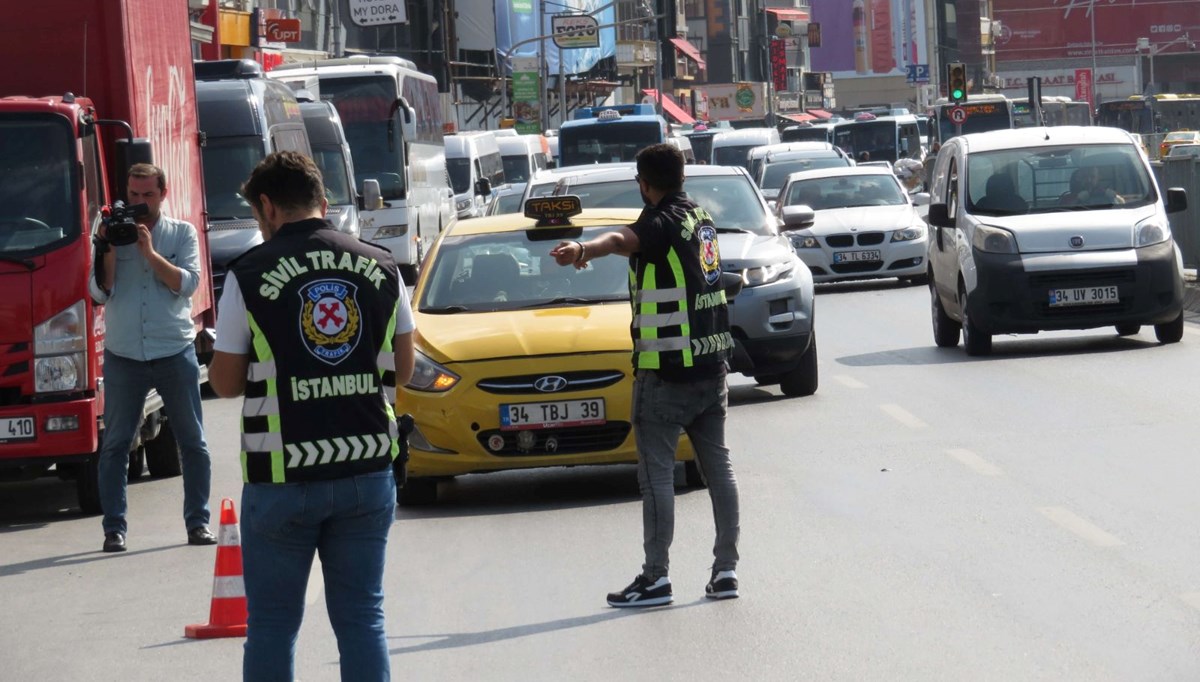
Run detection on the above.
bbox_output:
[99,201,149,247]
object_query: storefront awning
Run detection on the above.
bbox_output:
[642,89,696,125]
[765,7,810,22]
[781,113,817,124]
[668,38,706,70]
[806,109,833,119]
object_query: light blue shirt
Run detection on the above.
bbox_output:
[88,215,201,361]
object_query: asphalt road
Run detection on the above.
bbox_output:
[3,280,1200,681]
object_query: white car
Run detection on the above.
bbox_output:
[777,166,929,284]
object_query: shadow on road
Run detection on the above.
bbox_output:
[0,474,162,529]
[836,333,1161,367]
[815,279,918,296]
[0,543,181,577]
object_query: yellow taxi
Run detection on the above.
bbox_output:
[1159,130,1200,158]
[397,197,699,504]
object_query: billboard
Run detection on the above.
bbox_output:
[809,0,929,79]
[993,0,1196,61]
[496,0,615,76]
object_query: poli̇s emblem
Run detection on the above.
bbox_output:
[698,224,721,285]
[299,279,362,365]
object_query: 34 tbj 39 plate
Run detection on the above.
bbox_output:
[500,398,605,430]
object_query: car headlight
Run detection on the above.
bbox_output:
[406,351,460,392]
[371,224,408,239]
[891,224,926,242]
[1135,217,1170,247]
[34,300,86,393]
[742,260,795,287]
[456,198,472,211]
[972,224,1018,254]
[789,233,819,249]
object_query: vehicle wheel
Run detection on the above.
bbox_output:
[127,445,145,482]
[931,282,961,348]
[1154,312,1184,344]
[753,373,782,387]
[959,289,992,356]
[400,233,423,285]
[780,333,819,397]
[906,273,930,286]
[397,477,438,506]
[76,453,102,515]
[1115,323,1141,336]
[145,421,182,478]
[683,460,707,488]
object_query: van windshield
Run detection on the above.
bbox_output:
[311,147,353,205]
[0,117,77,256]
[446,158,471,194]
[502,155,532,183]
[319,76,407,200]
[967,144,1156,216]
[201,136,261,220]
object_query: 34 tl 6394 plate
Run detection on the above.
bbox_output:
[0,416,35,443]
[1048,286,1119,307]
[833,250,882,263]
[500,398,605,431]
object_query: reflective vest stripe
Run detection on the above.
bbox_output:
[243,431,283,452]
[241,312,285,482]
[634,287,686,303]
[248,360,275,382]
[284,434,392,469]
[635,337,691,352]
[376,350,396,372]
[632,310,689,327]
[242,396,279,418]
[665,249,693,366]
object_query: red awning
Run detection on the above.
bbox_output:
[806,109,833,119]
[765,7,810,21]
[669,37,706,70]
[782,113,817,123]
[642,89,696,125]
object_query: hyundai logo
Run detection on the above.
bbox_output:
[1069,235,1085,248]
[533,375,568,393]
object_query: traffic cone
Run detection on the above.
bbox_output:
[185,498,248,638]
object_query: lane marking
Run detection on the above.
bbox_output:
[833,375,868,389]
[880,403,928,429]
[1037,507,1124,547]
[945,448,1004,477]
[1179,593,1200,611]
[305,556,324,606]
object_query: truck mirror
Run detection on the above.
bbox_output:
[475,177,493,197]
[114,137,153,202]
[360,179,383,211]
[1165,187,1188,214]
[780,205,815,230]
[927,203,955,227]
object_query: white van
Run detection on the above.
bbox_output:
[926,126,1187,355]
[667,134,696,163]
[711,128,781,171]
[493,134,550,215]
[445,132,508,219]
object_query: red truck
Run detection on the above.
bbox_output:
[0,0,213,511]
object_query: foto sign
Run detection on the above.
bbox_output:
[552,14,600,49]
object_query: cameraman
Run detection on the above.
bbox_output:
[89,163,214,553]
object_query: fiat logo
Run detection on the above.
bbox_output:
[1069,235,1085,248]
[533,375,568,392]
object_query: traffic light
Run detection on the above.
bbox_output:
[947,62,968,103]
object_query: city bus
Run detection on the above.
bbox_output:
[830,113,924,163]
[270,56,454,283]
[557,103,668,166]
[1096,94,1200,135]
[1012,96,1092,128]
[931,95,1014,143]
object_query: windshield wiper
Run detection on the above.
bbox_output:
[522,296,625,308]
[0,256,36,270]
[420,305,471,314]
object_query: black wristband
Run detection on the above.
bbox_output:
[573,240,585,263]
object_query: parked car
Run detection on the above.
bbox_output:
[1165,143,1200,159]
[1159,130,1200,158]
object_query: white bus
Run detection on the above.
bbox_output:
[272,56,454,283]
[831,113,924,164]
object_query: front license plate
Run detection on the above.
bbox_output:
[833,250,882,263]
[1048,286,1119,307]
[0,416,35,443]
[500,398,606,431]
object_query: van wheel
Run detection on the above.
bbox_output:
[931,282,961,348]
[1115,323,1140,336]
[960,289,992,356]
[400,238,423,285]
[76,452,102,515]
[145,421,182,478]
[1154,313,1184,344]
[397,477,438,506]
[905,273,930,286]
[780,333,818,397]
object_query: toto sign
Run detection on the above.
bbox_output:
[265,18,302,43]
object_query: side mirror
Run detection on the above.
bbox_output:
[927,203,954,227]
[780,205,815,230]
[911,192,932,206]
[1166,187,1188,214]
[360,179,383,211]
[475,177,493,197]
[719,271,744,300]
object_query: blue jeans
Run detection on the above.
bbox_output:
[631,370,740,579]
[99,348,211,535]
[241,469,396,682]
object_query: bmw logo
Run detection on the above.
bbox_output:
[1069,235,1085,248]
[533,375,568,393]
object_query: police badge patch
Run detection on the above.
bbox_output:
[698,224,722,285]
[299,279,362,365]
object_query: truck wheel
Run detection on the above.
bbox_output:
[780,333,819,397]
[960,289,992,356]
[127,445,145,481]
[1115,323,1141,336]
[931,282,961,347]
[1154,313,1184,344]
[76,454,102,515]
[397,477,438,506]
[145,421,182,478]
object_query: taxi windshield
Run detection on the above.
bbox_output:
[418,226,631,313]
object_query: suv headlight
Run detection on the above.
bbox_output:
[891,224,926,242]
[406,351,460,392]
[1135,217,1170,247]
[972,224,1018,254]
[456,198,472,212]
[742,260,795,287]
[372,224,408,239]
[789,233,819,249]
[34,300,87,393]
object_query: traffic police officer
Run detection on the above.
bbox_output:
[210,151,415,681]
[551,143,741,607]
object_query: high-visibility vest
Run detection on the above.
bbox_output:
[229,219,402,484]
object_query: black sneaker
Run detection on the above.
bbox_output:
[103,532,126,553]
[705,570,738,600]
[606,574,673,608]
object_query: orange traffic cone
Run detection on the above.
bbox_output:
[185,498,248,639]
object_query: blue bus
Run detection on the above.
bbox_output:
[558,103,668,166]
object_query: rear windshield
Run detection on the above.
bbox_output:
[561,175,775,235]
[782,175,906,210]
[759,156,853,190]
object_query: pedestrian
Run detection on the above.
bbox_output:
[209,151,415,682]
[923,140,942,190]
[89,163,213,553]
[858,150,871,163]
[550,143,740,607]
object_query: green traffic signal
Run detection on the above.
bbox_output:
[951,87,965,100]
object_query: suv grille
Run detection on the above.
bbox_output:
[825,233,885,247]
[477,422,632,456]
[477,370,625,395]
[1028,269,1136,288]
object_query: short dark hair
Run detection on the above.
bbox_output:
[635,143,685,193]
[240,151,325,213]
[128,163,166,192]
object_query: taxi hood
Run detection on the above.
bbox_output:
[415,303,633,364]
